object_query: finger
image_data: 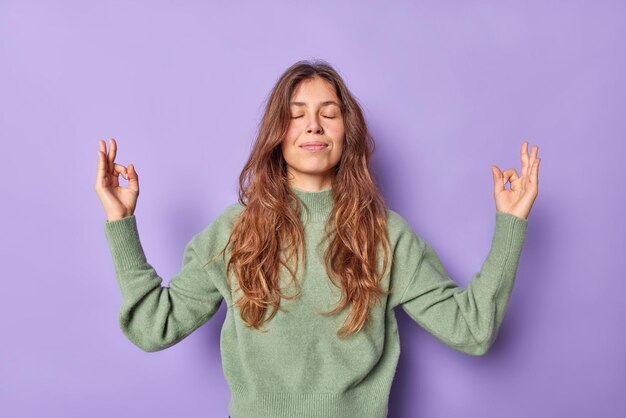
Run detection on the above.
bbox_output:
[520,141,529,179]
[527,145,538,180]
[492,165,505,193]
[107,141,119,189]
[100,139,108,162]
[108,138,117,174]
[98,140,109,176]
[502,168,519,184]
[114,163,128,180]
[127,163,140,193]
[530,157,540,185]
[110,166,119,189]
[97,150,108,187]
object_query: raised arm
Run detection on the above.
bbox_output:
[391,141,539,355]
[95,138,226,352]
[104,215,224,352]
[392,212,528,356]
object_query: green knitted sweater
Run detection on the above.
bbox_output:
[103,186,528,418]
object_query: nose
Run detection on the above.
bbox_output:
[307,126,323,134]
[306,117,324,135]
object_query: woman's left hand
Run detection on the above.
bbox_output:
[491,141,540,221]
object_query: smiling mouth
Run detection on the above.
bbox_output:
[300,143,328,151]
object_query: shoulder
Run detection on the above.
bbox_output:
[216,202,246,224]
[385,208,416,240]
[385,208,432,257]
[205,202,244,233]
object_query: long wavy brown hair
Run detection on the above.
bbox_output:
[212,59,392,339]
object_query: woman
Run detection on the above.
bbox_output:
[95,59,540,418]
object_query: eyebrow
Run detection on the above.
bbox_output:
[290,100,341,108]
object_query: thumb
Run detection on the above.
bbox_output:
[491,165,505,193]
[127,163,140,193]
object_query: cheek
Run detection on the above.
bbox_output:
[281,139,298,164]
[280,140,291,159]
[334,127,345,150]
[285,124,299,141]
[332,123,345,143]
[333,142,344,159]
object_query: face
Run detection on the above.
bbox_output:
[281,76,345,191]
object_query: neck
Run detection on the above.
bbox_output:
[285,168,335,192]
[289,185,333,223]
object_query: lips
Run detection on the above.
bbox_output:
[300,141,328,150]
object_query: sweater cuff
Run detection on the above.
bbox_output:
[103,215,148,271]
[485,212,528,283]
[495,211,528,247]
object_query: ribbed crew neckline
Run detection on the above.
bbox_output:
[289,186,333,223]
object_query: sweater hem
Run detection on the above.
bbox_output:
[228,380,391,418]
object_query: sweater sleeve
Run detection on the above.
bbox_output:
[103,214,224,352]
[392,212,528,356]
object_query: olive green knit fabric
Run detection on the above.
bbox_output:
[103,186,528,418]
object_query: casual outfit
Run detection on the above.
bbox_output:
[103,186,528,418]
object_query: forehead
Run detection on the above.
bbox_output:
[290,77,340,106]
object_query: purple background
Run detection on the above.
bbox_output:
[1,0,624,417]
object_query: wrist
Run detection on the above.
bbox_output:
[106,212,132,222]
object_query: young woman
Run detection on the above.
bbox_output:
[95,60,540,418]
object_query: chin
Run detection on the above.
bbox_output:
[299,163,336,173]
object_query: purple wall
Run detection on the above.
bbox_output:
[1,0,624,417]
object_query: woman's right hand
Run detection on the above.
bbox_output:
[95,138,140,222]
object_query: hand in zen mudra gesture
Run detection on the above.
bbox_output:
[491,141,540,221]
[94,138,140,222]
